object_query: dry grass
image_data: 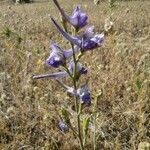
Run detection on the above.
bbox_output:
[0,0,150,149]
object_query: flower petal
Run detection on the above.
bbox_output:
[94,34,104,45]
[47,42,65,68]
[84,26,95,39]
[53,0,88,29]
[77,84,91,105]
[64,46,80,58]
[69,6,88,29]
[83,33,104,50]
[46,55,64,68]
[68,60,88,75]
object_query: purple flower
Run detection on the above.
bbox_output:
[67,84,91,105]
[77,84,91,105]
[58,120,69,133]
[69,60,87,75]
[53,0,88,29]
[81,26,104,50]
[46,42,79,68]
[50,17,104,51]
[32,61,87,79]
[56,80,91,105]
[68,6,88,29]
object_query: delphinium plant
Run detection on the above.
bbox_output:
[33,0,104,149]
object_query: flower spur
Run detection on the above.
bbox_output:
[32,61,87,79]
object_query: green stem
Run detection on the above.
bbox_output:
[63,65,73,79]
[59,18,84,149]
[93,113,96,150]
[71,27,84,149]
[61,25,84,150]
[68,124,78,137]
[71,43,84,150]
[93,96,98,150]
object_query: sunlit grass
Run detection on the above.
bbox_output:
[0,0,150,149]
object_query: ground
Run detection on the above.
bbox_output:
[0,0,150,149]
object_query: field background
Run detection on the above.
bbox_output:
[0,0,150,149]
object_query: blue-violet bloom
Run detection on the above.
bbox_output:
[53,0,88,29]
[77,84,91,105]
[69,60,87,75]
[46,42,79,68]
[56,80,91,105]
[50,17,104,51]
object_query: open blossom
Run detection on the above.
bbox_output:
[53,0,88,29]
[79,25,104,50]
[77,84,91,105]
[58,120,69,133]
[50,17,104,51]
[69,60,87,75]
[46,42,79,68]
[67,84,91,105]
[32,61,87,79]
[56,80,91,105]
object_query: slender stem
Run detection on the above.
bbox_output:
[71,43,84,150]
[70,27,84,150]
[61,23,84,149]
[93,96,98,150]
[93,113,96,150]
[83,135,86,147]
[63,65,73,79]
[68,124,78,137]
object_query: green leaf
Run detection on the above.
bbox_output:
[94,90,103,109]
[83,116,90,136]
[60,107,71,125]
